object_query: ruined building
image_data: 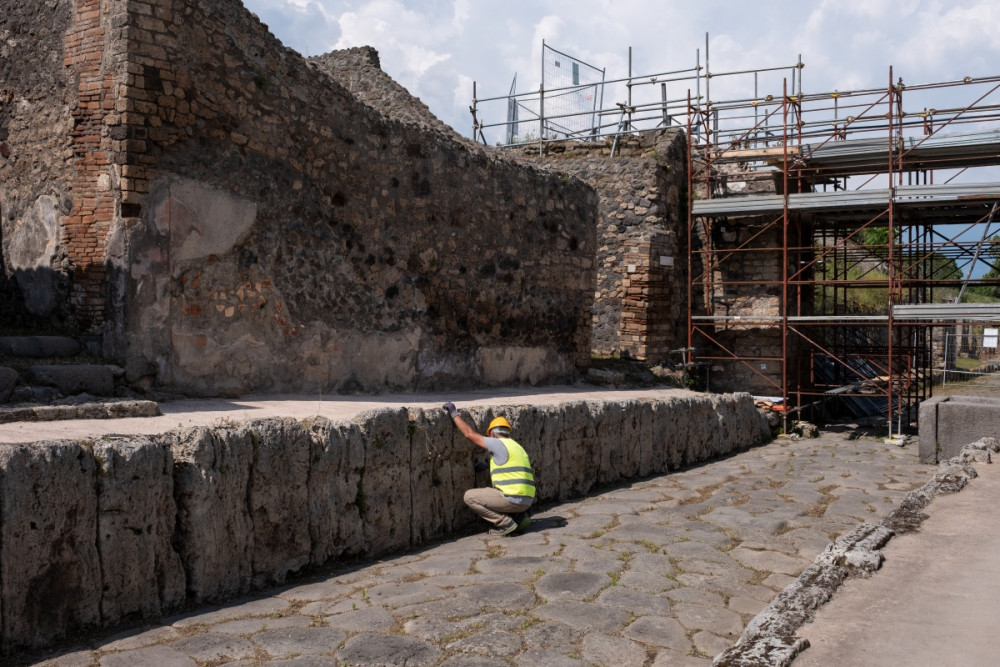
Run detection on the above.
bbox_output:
[2,0,613,397]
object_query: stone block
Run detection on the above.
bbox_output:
[170,426,254,602]
[0,367,17,403]
[919,395,1000,463]
[0,336,81,358]
[406,407,475,544]
[243,419,311,586]
[553,402,601,500]
[306,417,365,566]
[353,408,413,556]
[94,436,185,623]
[23,364,114,396]
[0,442,101,649]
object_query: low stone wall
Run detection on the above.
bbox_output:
[0,392,769,652]
[919,395,1000,463]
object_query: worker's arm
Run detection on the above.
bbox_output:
[443,402,486,449]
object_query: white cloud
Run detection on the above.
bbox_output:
[240,0,1000,138]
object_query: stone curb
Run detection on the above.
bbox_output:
[713,437,999,667]
[0,399,161,424]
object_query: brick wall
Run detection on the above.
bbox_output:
[63,0,118,335]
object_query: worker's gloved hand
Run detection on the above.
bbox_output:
[473,460,489,472]
[443,402,458,418]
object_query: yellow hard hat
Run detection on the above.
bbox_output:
[487,417,512,435]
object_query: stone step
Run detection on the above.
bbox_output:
[0,335,82,359]
[21,364,117,397]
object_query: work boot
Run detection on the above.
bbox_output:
[488,519,517,537]
[516,514,531,533]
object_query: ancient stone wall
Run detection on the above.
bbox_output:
[518,130,689,362]
[0,392,770,651]
[0,0,77,329]
[3,0,598,395]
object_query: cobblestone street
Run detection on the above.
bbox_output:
[29,425,933,666]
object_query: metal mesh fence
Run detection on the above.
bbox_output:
[507,43,605,143]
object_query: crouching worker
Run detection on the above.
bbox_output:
[443,402,534,537]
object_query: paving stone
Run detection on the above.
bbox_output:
[454,582,538,611]
[498,539,564,558]
[278,581,357,602]
[618,569,677,593]
[729,546,810,576]
[581,632,648,665]
[521,620,584,653]
[167,633,257,661]
[324,605,397,633]
[212,614,314,635]
[763,572,797,590]
[440,656,510,667]
[572,501,646,516]
[651,648,714,666]
[94,625,181,651]
[626,551,676,573]
[256,658,339,666]
[473,555,570,577]
[700,505,789,537]
[252,626,347,658]
[533,600,631,633]
[514,649,589,666]
[567,550,631,574]
[535,571,608,601]
[665,539,732,563]
[728,595,769,617]
[335,634,441,666]
[404,616,467,641]
[622,615,690,651]
[168,598,292,628]
[359,580,449,608]
[781,527,836,559]
[595,585,672,616]
[603,523,679,545]
[674,568,756,591]
[665,587,724,605]
[672,602,744,637]
[403,554,477,576]
[445,627,522,656]
[98,645,198,667]
[35,653,95,667]
[393,595,483,621]
[301,598,363,617]
[673,558,742,578]
[693,629,733,657]
[414,572,519,588]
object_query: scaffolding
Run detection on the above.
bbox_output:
[688,70,1000,435]
[470,43,1000,432]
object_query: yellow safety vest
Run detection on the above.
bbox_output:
[490,438,536,500]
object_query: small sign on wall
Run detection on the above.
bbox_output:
[659,255,674,267]
[985,328,998,349]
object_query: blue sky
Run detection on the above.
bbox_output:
[241,0,1000,142]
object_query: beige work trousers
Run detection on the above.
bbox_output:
[463,487,530,528]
